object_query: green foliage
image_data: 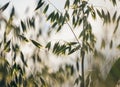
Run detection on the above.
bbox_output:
[0,0,120,87]
[74,75,82,85]
[113,15,120,34]
[31,39,42,48]
[110,0,117,6]
[101,39,106,49]
[45,41,51,50]
[112,11,117,23]
[19,35,29,42]
[21,20,27,32]
[0,2,10,12]
[64,0,70,9]
[27,17,35,29]
[35,0,44,10]
[0,7,74,87]
[3,40,11,52]
[110,40,113,49]
[43,4,49,13]
[20,51,27,67]
[105,58,120,87]
[10,6,15,19]
[117,44,120,49]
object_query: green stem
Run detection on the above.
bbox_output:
[81,50,85,87]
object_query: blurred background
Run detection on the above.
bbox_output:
[0,0,120,87]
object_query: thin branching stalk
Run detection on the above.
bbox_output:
[47,0,81,47]
[46,1,86,87]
